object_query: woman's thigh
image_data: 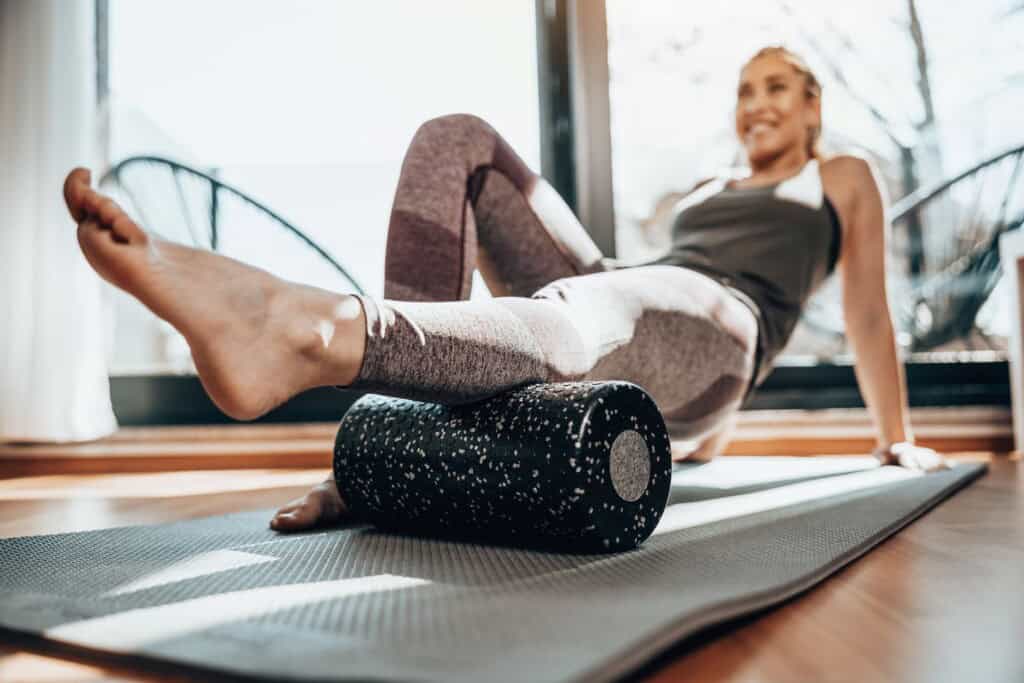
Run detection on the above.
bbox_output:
[524,265,758,439]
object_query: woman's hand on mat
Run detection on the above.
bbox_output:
[872,442,950,472]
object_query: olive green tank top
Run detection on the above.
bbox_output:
[647,159,842,394]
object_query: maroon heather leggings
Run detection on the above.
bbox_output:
[346,114,758,440]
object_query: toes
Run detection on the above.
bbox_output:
[273,496,307,516]
[270,493,322,532]
[77,219,114,261]
[76,217,139,288]
[81,188,107,217]
[63,167,92,222]
[97,197,123,225]
[76,219,113,277]
[111,210,147,245]
[269,479,349,532]
[316,480,349,521]
[78,192,147,245]
[270,505,319,531]
[61,168,135,241]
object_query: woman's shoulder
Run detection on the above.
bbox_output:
[818,153,880,223]
[819,154,879,196]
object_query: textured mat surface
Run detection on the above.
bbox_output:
[0,460,985,683]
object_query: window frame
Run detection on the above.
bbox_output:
[99,0,1010,426]
[553,0,1009,412]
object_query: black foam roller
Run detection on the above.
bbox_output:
[333,381,672,553]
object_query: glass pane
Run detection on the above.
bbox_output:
[105,0,540,374]
[606,0,1023,366]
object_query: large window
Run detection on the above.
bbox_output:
[605,0,1023,367]
[104,0,540,374]
[97,0,1015,421]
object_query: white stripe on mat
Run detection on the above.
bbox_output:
[48,574,429,651]
[104,549,278,597]
[671,456,879,489]
[653,465,919,537]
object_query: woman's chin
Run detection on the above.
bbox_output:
[745,144,785,167]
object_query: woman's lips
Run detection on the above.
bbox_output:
[744,121,776,142]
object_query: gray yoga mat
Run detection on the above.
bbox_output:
[0,459,984,683]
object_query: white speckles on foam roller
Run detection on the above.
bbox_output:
[333,382,672,553]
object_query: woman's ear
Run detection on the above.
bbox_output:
[808,96,822,131]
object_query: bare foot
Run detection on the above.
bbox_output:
[63,168,367,420]
[270,477,349,531]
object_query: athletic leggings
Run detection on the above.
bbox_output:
[347,114,758,440]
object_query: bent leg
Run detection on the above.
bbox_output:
[383,113,606,302]
[274,114,611,532]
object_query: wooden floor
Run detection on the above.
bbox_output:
[0,454,1020,682]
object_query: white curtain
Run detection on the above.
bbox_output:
[0,0,117,442]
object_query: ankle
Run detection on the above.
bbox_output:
[331,295,367,386]
[288,290,367,387]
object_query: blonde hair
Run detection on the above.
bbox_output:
[741,46,823,160]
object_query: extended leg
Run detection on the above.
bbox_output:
[362,117,754,417]
[277,264,757,531]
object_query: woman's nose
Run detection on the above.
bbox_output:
[742,91,768,116]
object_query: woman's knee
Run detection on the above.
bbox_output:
[414,113,496,146]
[676,410,739,460]
[493,297,596,383]
[412,113,536,198]
[662,382,747,439]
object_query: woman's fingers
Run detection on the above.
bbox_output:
[874,442,951,472]
[895,445,950,473]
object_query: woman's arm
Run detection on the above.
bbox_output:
[832,156,947,470]
[836,157,910,445]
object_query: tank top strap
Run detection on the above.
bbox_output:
[772,158,824,210]
[673,175,729,214]
[714,159,823,210]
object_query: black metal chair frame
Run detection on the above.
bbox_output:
[100,156,368,295]
[803,142,1024,351]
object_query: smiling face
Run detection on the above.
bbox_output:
[734,53,821,168]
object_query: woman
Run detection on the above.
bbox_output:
[62,46,947,532]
